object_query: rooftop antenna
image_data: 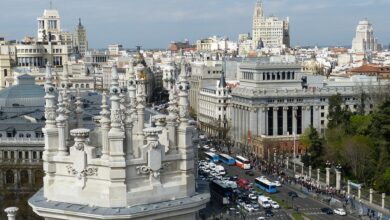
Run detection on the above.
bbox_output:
[49,0,52,9]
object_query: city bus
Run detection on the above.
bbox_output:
[204,152,219,163]
[254,177,277,193]
[209,180,234,205]
[218,154,236,165]
[235,156,251,170]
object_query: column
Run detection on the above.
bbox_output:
[28,169,33,185]
[273,107,278,136]
[28,151,32,163]
[317,168,320,184]
[309,165,312,179]
[313,105,320,131]
[292,106,297,135]
[13,170,18,188]
[259,107,266,135]
[336,169,341,190]
[326,167,330,186]
[358,186,361,199]
[347,180,351,195]
[301,163,304,176]
[369,188,373,203]
[249,108,258,136]
[283,107,288,135]
[382,193,386,209]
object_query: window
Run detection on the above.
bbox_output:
[19,133,24,138]
[26,133,31,138]
[321,106,325,110]
[4,69,7,77]
[321,120,324,125]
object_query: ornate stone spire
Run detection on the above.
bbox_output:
[44,62,57,129]
[75,88,84,128]
[99,91,110,159]
[56,93,68,156]
[178,60,190,124]
[109,63,122,132]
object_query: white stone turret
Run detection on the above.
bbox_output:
[100,91,110,159]
[29,56,209,220]
[75,88,84,128]
[56,93,68,156]
[42,62,59,198]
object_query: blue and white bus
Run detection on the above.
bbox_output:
[218,154,236,165]
[254,177,277,193]
[204,152,219,163]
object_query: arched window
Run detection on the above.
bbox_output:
[26,133,31,138]
[75,84,79,88]
[5,170,14,184]
[20,170,29,186]
[86,84,89,88]
[80,84,84,88]
[19,133,24,138]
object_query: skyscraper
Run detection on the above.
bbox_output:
[252,0,290,49]
[74,18,88,56]
[352,19,380,53]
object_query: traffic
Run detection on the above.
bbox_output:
[198,140,352,220]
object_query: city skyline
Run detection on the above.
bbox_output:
[0,0,389,49]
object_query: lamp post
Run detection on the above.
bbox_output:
[325,160,331,186]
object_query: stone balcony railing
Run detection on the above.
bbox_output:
[0,138,44,146]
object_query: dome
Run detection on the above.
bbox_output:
[0,74,45,107]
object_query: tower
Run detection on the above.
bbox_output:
[37,9,61,42]
[29,63,209,219]
[74,18,89,56]
[352,19,380,52]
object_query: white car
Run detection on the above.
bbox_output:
[257,217,265,220]
[202,145,210,150]
[270,201,280,209]
[274,181,281,186]
[210,148,217,152]
[334,208,347,216]
[244,204,255,212]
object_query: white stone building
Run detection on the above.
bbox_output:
[74,19,88,56]
[252,0,290,49]
[29,62,209,219]
[196,36,237,53]
[352,19,380,53]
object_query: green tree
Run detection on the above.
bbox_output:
[301,126,324,167]
[327,93,352,129]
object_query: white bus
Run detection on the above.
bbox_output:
[235,156,251,170]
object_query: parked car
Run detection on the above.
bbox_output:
[274,180,281,186]
[334,208,347,216]
[210,148,217,152]
[202,145,210,150]
[321,207,333,214]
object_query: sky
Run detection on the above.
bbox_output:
[0,0,389,49]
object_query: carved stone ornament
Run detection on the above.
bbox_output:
[66,165,98,179]
[76,143,84,151]
[136,162,171,176]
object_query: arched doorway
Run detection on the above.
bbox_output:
[20,170,29,186]
[5,170,14,185]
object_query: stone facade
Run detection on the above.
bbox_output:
[29,62,209,219]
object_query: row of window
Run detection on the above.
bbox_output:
[1,150,43,160]
[17,48,62,54]
[0,132,43,138]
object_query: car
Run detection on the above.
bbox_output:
[274,181,281,186]
[265,209,274,217]
[244,204,255,212]
[321,207,333,214]
[288,191,298,198]
[270,201,280,209]
[209,148,217,152]
[210,171,217,176]
[334,208,347,216]
[230,175,239,181]
[248,193,257,200]
[257,217,265,220]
